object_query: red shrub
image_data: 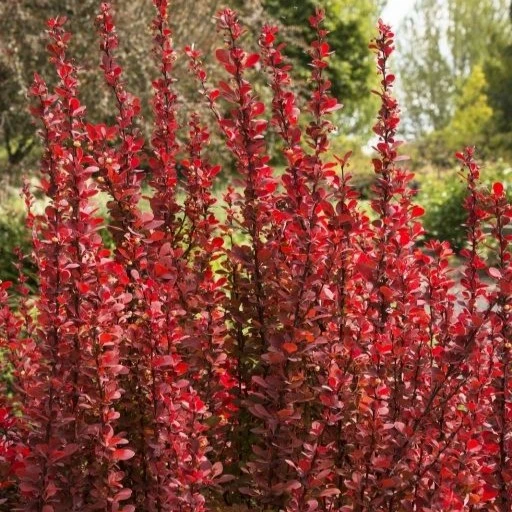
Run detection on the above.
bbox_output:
[0,2,511,511]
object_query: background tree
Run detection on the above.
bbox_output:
[398,0,511,140]
[443,64,493,153]
[397,0,454,136]
[484,3,512,157]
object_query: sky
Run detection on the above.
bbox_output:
[381,0,415,29]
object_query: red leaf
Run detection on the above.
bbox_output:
[215,48,231,65]
[211,461,223,478]
[467,439,481,453]
[154,262,170,278]
[245,53,260,68]
[380,478,398,489]
[379,286,394,302]
[493,182,504,196]
[481,485,498,501]
[99,332,115,344]
[76,282,89,293]
[385,73,395,84]
[411,205,425,217]
[210,237,224,249]
[69,97,81,114]
[282,342,298,354]
[176,361,188,375]
[209,89,220,101]
[250,404,270,419]
[319,42,330,57]
[114,489,132,502]
[319,487,340,497]
[113,449,135,461]
[488,267,502,279]
[251,102,265,117]
[153,355,174,368]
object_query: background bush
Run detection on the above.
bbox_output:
[0,194,35,289]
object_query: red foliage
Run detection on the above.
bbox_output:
[0,3,511,511]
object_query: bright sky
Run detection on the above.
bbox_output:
[381,0,415,29]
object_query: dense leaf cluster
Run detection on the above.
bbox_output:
[0,2,511,511]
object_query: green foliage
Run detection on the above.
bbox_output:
[444,0,510,77]
[398,1,454,136]
[442,65,493,153]
[398,0,511,139]
[0,196,33,288]
[407,131,454,170]
[485,37,512,158]
[486,44,512,133]
[417,170,468,251]
[407,67,496,169]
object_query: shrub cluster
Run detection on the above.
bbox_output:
[0,2,511,511]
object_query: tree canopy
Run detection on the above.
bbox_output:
[398,0,512,162]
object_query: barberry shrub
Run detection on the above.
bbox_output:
[0,2,511,511]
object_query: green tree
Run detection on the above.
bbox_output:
[484,4,512,156]
[443,65,493,151]
[398,3,454,136]
[398,0,511,138]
